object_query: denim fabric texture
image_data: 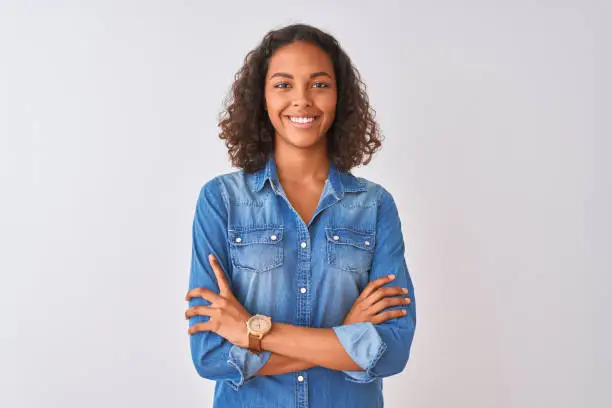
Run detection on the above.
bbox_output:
[187,154,417,408]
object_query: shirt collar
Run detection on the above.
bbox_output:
[250,153,367,199]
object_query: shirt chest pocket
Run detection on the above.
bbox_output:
[228,226,284,273]
[325,227,376,275]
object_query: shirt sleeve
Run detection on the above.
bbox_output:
[332,186,417,383]
[187,178,271,391]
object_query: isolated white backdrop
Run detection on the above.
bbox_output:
[1,1,610,407]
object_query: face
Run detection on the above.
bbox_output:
[264,41,337,150]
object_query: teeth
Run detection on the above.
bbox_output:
[290,116,315,124]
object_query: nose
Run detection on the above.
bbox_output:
[292,87,312,108]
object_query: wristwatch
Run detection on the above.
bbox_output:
[246,314,272,354]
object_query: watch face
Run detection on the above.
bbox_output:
[248,315,271,334]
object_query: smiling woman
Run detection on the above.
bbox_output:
[265,42,337,148]
[185,23,416,408]
[217,24,382,173]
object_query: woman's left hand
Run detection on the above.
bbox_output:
[185,254,252,348]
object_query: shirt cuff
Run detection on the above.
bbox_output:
[332,322,387,383]
[226,344,272,390]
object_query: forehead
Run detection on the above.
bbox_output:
[267,41,334,77]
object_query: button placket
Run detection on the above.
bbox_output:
[295,231,311,327]
[296,371,309,408]
[298,238,309,295]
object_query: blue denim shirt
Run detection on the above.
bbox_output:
[187,154,417,408]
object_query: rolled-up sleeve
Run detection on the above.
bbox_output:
[332,186,417,383]
[187,178,271,390]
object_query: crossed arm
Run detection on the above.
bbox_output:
[185,254,410,376]
[257,352,315,376]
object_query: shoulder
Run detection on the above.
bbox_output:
[343,172,396,207]
[202,169,246,191]
[197,169,257,204]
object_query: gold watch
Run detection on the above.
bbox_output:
[246,314,272,354]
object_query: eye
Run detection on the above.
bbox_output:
[273,82,291,89]
[313,82,329,88]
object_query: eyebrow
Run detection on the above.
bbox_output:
[268,71,333,80]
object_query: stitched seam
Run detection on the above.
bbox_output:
[226,358,244,392]
[343,329,388,384]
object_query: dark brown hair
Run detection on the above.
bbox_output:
[218,23,383,173]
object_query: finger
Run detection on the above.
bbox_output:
[185,305,215,319]
[209,254,232,296]
[187,321,213,335]
[363,286,408,308]
[185,286,222,304]
[371,309,407,325]
[358,274,396,301]
[185,287,200,300]
[369,296,411,315]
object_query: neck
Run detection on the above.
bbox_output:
[273,144,330,184]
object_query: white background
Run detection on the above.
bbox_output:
[1,1,610,407]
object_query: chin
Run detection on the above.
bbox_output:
[280,133,326,149]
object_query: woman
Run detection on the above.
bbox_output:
[184,24,416,408]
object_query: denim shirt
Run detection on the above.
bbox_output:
[187,154,417,408]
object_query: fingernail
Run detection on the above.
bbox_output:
[388,274,395,280]
[402,288,408,294]
[402,310,407,315]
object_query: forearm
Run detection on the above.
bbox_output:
[260,323,362,371]
[255,352,316,376]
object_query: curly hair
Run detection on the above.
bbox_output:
[218,23,383,173]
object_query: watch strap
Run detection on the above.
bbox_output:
[248,333,263,355]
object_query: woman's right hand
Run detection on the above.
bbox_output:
[343,274,411,325]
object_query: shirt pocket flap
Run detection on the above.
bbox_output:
[325,227,375,251]
[229,226,284,246]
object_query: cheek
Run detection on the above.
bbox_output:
[264,102,286,133]
[317,91,337,109]
[265,86,283,106]
[265,94,286,119]
[320,94,337,120]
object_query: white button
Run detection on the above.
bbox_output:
[364,241,370,246]
[300,242,307,248]
[297,375,304,382]
[270,235,277,241]
[235,237,242,243]
[333,235,339,241]
[300,287,307,294]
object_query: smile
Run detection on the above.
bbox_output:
[286,116,319,129]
